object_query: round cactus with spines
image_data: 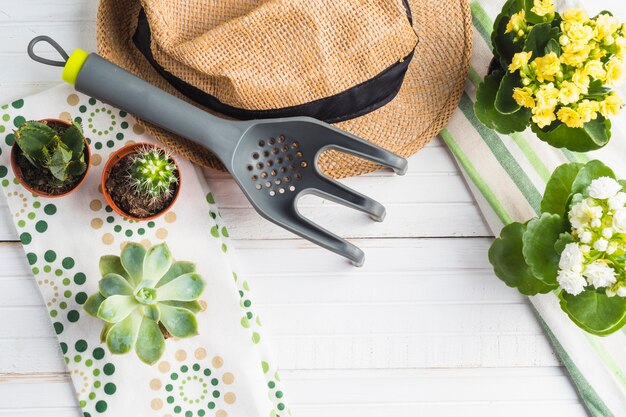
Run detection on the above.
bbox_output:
[84,242,206,365]
[129,147,178,199]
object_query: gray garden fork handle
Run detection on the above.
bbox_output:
[74,54,243,164]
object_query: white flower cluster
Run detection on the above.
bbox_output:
[557,176,626,296]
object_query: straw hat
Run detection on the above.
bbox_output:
[96,0,471,178]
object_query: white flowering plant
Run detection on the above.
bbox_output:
[475,0,625,152]
[489,160,626,335]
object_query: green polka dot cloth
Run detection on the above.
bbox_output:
[0,85,288,417]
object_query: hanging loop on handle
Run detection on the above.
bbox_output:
[27,35,70,67]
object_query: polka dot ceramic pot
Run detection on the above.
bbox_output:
[10,118,91,198]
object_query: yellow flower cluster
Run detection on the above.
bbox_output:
[507,2,626,129]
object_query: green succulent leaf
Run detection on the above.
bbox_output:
[156,273,206,302]
[489,222,556,295]
[571,160,616,196]
[67,160,86,176]
[554,232,575,254]
[48,143,73,182]
[143,243,172,283]
[157,261,196,287]
[495,71,522,114]
[99,255,130,282]
[491,0,523,63]
[522,213,565,285]
[97,295,139,323]
[585,79,612,99]
[120,243,146,286]
[135,317,165,365]
[541,162,584,216]
[523,23,556,55]
[531,117,611,152]
[159,304,199,338]
[475,71,531,134]
[545,38,560,56]
[106,311,142,354]
[100,322,113,344]
[60,124,84,158]
[159,300,203,313]
[84,293,106,317]
[559,291,626,336]
[99,273,134,297]
[143,304,160,321]
[15,121,56,165]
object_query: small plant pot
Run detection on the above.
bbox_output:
[102,142,181,221]
[10,118,91,198]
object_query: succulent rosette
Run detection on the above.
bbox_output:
[84,242,206,364]
[475,0,625,151]
[489,160,626,335]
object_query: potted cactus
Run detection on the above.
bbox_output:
[84,242,206,365]
[102,142,180,220]
[10,119,90,197]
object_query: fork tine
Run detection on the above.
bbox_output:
[311,174,386,222]
[281,206,365,266]
[325,126,408,175]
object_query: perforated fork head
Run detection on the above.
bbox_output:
[229,117,408,266]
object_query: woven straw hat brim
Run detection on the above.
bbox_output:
[96,0,472,179]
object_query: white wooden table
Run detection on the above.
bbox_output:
[0,1,622,416]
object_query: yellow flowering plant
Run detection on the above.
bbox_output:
[475,0,625,151]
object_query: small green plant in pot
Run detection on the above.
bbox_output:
[84,242,206,365]
[11,119,90,197]
[102,143,180,220]
[489,160,626,335]
[475,0,626,151]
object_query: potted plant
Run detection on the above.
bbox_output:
[10,119,90,197]
[84,242,206,364]
[475,0,625,151]
[102,143,180,220]
[489,160,626,335]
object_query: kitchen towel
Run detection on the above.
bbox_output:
[0,85,288,417]
[442,1,626,416]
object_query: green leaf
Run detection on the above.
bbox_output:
[143,304,160,321]
[157,261,196,287]
[585,79,611,99]
[143,243,172,284]
[156,273,206,302]
[554,232,575,254]
[106,311,142,354]
[15,121,55,163]
[99,255,130,282]
[522,213,565,285]
[495,71,522,114]
[491,0,524,63]
[84,293,105,317]
[159,300,203,313]
[571,160,616,196]
[99,273,134,297]
[545,38,560,56]
[100,323,113,343]
[159,304,199,338]
[120,243,146,286]
[531,117,611,152]
[489,222,556,295]
[541,162,584,216]
[48,144,72,181]
[135,317,165,365]
[67,160,86,176]
[523,23,557,54]
[475,71,531,134]
[97,295,139,323]
[60,124,84,159]
[559,291,626,336]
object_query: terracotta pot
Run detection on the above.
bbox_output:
[10,118,91,198]
[102,142,181,221]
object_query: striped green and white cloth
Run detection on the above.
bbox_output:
[442,1,626,416]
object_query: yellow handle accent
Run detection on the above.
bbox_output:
[62,49,89,85]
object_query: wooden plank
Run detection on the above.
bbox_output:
[0,1,98,23]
